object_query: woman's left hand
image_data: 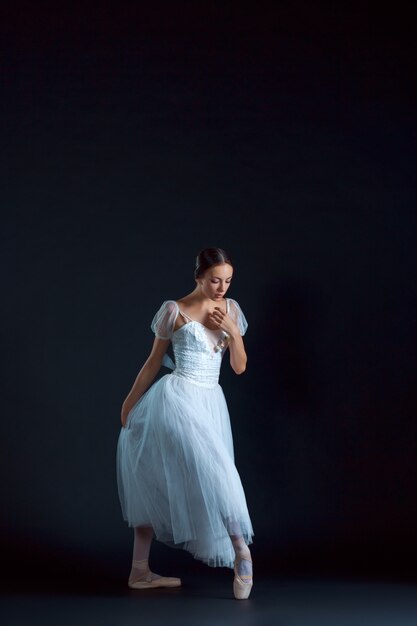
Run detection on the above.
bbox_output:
[208,307,239,337]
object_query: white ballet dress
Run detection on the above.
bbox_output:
[116,298,254,569]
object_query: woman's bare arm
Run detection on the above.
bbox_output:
[209,307,247,375]
[226,330,247,375]
[121,337,171,427]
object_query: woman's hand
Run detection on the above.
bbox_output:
[209,306,247,374]
[208,307,239,338]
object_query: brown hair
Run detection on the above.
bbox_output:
[194,247,233,279]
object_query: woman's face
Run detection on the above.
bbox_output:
[197,263,234,301]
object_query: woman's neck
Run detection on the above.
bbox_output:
[180,288,225,309]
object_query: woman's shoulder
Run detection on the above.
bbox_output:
[226,297,243,311]
[172,296,197,312]
[174,295,193,305]
[157,297,201,313]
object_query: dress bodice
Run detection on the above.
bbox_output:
[151,297,248,389]
[170,321,226,388]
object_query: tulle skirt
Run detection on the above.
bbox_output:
[116,372,254,569]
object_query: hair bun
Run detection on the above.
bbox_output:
[194,247,233,279]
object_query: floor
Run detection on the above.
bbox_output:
[2,571,417,626]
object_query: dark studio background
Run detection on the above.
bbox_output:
[1,0,417,591]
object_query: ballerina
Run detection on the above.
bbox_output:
[116,247,254,599]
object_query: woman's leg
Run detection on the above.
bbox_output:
[228,518,253,594]
[129,525,155,583]
[229,527,252,575]
[128,526,181,587]
[132,525,153,562]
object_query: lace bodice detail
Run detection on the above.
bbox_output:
[151,299,248,389]
[171,322,225,387]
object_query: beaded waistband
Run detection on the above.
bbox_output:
[170,370,219,389]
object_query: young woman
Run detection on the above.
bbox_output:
[116,247,254,599]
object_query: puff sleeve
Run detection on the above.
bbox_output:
[150,300,179,339]
[227,298,248,336]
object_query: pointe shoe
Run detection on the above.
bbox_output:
[233,553,253,600]
[128,558,182,589]
[128,570,182,589]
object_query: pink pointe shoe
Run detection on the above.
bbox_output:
[128,559,182,589]
[233,552,253,600]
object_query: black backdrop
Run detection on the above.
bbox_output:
[2,2,417,584]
